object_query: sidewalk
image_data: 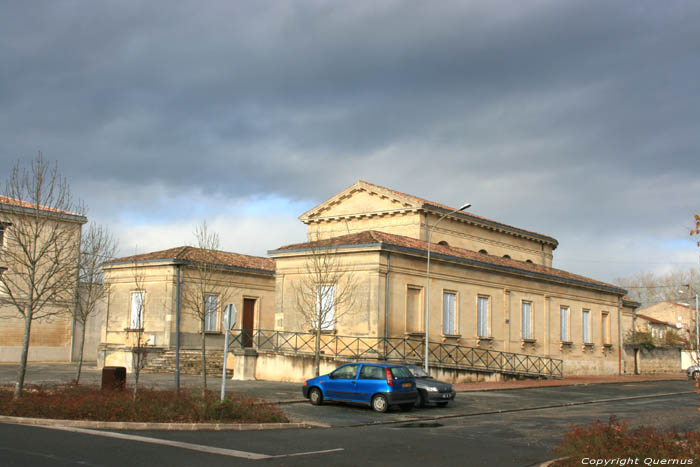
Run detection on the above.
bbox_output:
[0,363,688,401]
[453,374,687,392]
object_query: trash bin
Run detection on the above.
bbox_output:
[101,366,126,391]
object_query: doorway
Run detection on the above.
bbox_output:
[242,298,256,348]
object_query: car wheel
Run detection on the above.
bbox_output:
[399,403,413,412]
[371,394,389,413]
[309,387,323,406]
[436,401,448,408]
[415,391,427,408]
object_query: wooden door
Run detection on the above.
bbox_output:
[243,298,256,347]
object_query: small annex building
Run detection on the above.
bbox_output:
[99,246,275,372]
[269,181,639,376]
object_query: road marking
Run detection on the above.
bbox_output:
[30,425,343,460]
[349,390,697,427]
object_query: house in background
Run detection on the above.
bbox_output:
[635,301,696,343]
[635,313,679,342]
[99,246,275,372]
[269,181,639,377]
[0,195,87,363]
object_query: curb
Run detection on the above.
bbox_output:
[0,415,317,431]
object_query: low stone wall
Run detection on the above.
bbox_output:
[248,351,527,383]
[623,345,682,375]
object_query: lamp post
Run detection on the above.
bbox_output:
[680,285,699,360]
[424,202,471,372]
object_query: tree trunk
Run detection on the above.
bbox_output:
[14,311,33,400]
[75,319,87,384]
[201,320,207,396]
[313,327,321,377]
[133,332,142,402]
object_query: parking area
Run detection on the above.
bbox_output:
[282,379,697,427]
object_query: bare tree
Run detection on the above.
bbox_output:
[129,252,148,401]
[0,154,84,399]
[181,221,234,393]
[74,223,118,384]
[291,234,359,377]
[614,268,700,307]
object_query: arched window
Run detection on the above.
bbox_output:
[526,259,533,264]
[503,255,511,260]
[478,249,488,255]
[438,240,449,247]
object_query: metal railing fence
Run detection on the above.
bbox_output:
[228,329,563,378]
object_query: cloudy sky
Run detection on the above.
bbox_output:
[1,0,699,283]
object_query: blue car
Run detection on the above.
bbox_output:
[302,363,417,412]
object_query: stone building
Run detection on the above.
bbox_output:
[269,181,639,376]
[635,301,696,344]
[99,246,275,371]
[0,195,87,362]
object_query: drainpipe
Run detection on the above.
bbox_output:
[175,264,182,392]
[618,296,622,375]
[384,252,391,354]
[70,223,83,362]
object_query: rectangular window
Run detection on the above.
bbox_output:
[130,292,144,329]
[602,312,611,345]
[560,306,570,342]
[317,285,336,330]
[0,225,4,247]
[443,291,457,335]
[204,294,218,332]
[521,301,533,339]
[582,309,591,343]
[477,296,489,337]
[406,286,423,333]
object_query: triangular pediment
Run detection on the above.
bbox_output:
[299,181,420,222]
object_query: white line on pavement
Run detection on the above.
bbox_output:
[31,424,343,460]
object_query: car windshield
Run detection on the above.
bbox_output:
[405,365,431,378]
[390,366,413,379]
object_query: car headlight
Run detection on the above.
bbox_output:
[426,386,438,392]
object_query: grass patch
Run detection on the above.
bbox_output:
[0,385,288,424]
[552,416,700,466]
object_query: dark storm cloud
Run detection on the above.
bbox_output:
[1,0,699,278]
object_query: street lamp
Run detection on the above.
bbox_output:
[425,202,471,372]
[679,285,699,360]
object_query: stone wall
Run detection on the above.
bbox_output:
[623,345,682,374]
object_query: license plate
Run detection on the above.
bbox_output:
[402,382,411,388]
[442,394,450,398]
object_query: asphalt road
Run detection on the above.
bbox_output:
[1,379,698,467]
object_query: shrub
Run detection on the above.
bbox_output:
[552,416,700,466]
[0,385,287,424]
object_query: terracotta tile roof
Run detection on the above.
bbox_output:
[636,314,675,327]
[272,230,624,294]
[0,195,86,220]
[105,246,274,273]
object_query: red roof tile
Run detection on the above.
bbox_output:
[105,246,274,273]
[272,230,623,294]
[0,195,85,219]
[636,314,675,326]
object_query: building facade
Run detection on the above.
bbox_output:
[0,196,87,362]
[269,181,638,376]
[99,246,275,371]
